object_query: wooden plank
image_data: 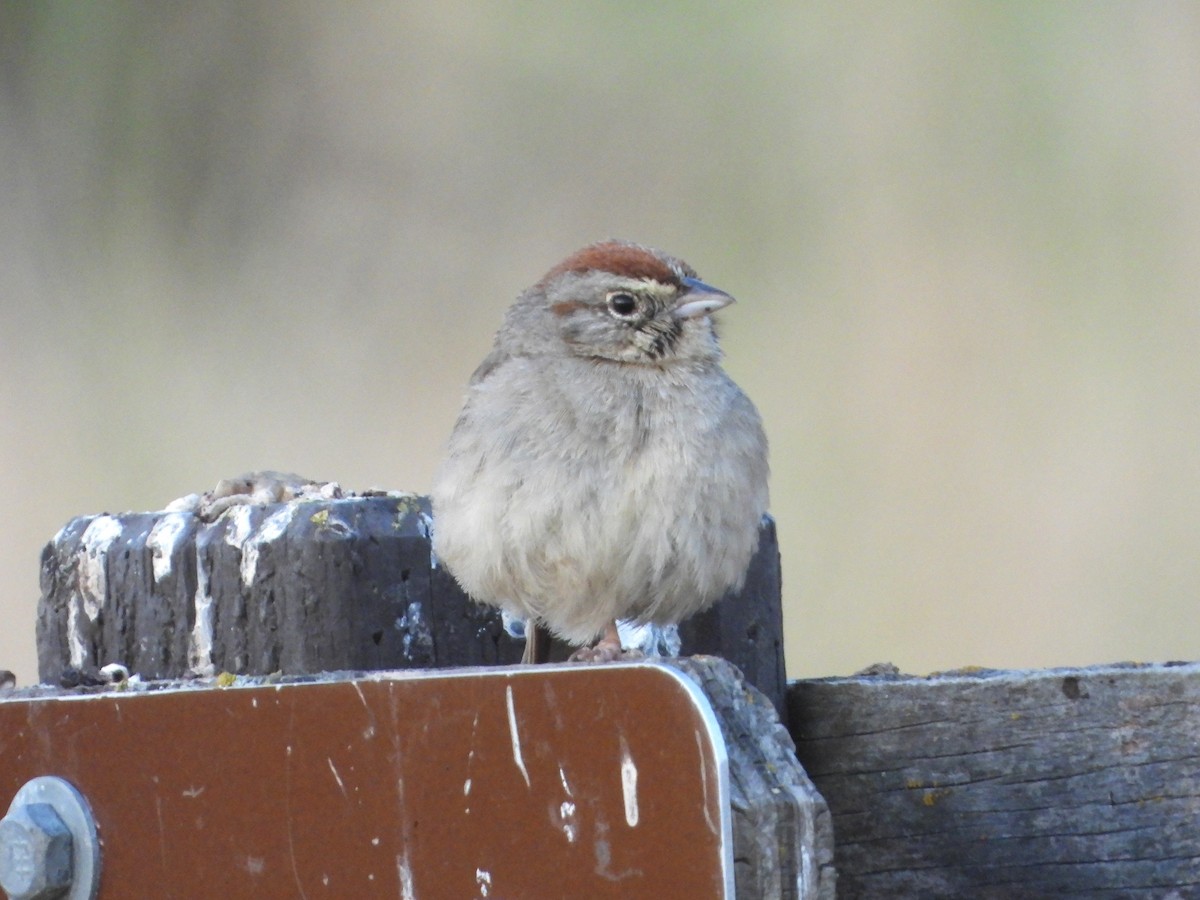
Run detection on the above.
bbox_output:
[676,657,835,900]
[36,496,786,713]
[787,662,1200,898]
[0,659,829,899]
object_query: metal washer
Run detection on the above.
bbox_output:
[4,777,101,900]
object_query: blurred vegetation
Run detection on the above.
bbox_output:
[3,2,1199,685]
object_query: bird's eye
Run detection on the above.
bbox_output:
[606,292,639,317]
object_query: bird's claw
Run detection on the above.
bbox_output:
[568,640,644,664]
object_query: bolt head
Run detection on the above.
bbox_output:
[0,802,73,900]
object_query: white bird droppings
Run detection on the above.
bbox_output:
[417,512,437,568]
[68,515,124,667]
[147,512,190,581]
[240,505,295,586]
[188,549,214,676]
[79,515,123,619]
[224,505,254,548]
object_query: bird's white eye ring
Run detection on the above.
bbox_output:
[606,291,639,317]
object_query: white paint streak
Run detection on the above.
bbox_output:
[352,682,377,739]
[695,730,718,836]
[397,853,415,900]
[328,758,348,800]
[476,868,492,897]
[464,710,480,814]
[556,764,579,841]
[560,800,578,843]
[620,736,639,828]
[155,793,167,876]
[147,513,189,581]
[284,743,309,900]
[182,785,205,799]
[505,684,531,788]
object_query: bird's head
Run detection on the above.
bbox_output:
[506,240,734,366]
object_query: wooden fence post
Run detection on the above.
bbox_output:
[789,663,1200,897]
[31,489,1200,895]
[27,491,826,898]
[37,495,786,715]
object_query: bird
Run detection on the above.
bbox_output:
[431,240,769,663]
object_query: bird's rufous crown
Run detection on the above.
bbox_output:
[539,241,684,288]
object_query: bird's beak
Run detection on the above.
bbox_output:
[675,276,735,319]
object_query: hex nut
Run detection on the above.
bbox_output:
[0,802,73,900]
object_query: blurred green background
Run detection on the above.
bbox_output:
[2,2,1198,686]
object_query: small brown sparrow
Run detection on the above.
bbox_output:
[431,241,769,662]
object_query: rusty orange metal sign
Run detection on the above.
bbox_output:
[0,663,732,898]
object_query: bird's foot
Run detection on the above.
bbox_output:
[567,621,644,663]
[568,640,623,663]
[521,623,551,665]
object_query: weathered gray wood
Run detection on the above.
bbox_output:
[37,497,459,681]
[37,495,786,710]
[680,516,787,719]
[788,662,1200,898]
[676,656,836,900]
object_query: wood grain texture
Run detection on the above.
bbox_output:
[36,496,786,711]
[676,656,836,899]
[679,516,787,719]
[788,663,1200,899]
